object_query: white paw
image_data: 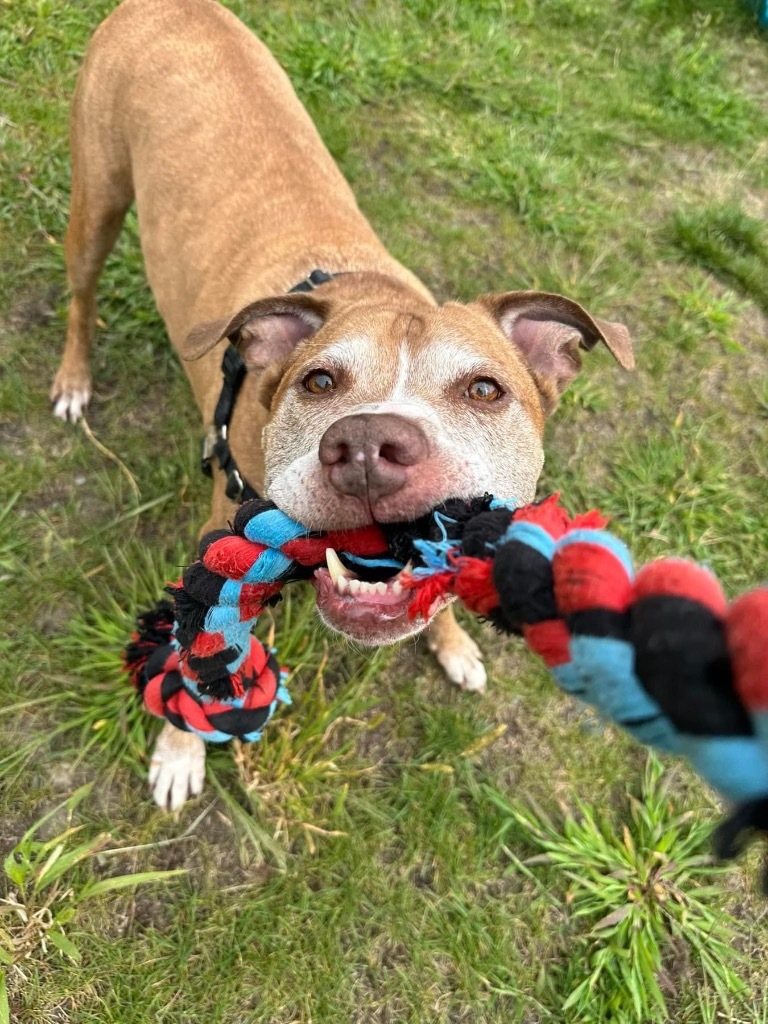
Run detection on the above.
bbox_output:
[429,634,487,693]
[148,726,206,811]
[52,386,91,422]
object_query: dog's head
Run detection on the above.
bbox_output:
[184,276,633,644]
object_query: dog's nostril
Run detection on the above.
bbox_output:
[379,442,403,465]
[319,437,350,466]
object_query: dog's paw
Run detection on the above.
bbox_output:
[428,629,487,693]
[50,370,91,422]
[148,724,206,812]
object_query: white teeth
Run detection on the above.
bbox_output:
[345,579,388,597]
[325,551,414,602]
[326,548,353,588]
[402,560,414,575]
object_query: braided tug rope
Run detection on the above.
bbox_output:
[124,494,768,887]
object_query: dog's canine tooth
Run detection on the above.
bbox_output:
[325,550,412,601]
[326,547,353,588]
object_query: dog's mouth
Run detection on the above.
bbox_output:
[312,548,447,644]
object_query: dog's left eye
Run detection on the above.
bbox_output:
[303,370,336,394]
[467,377,503,402]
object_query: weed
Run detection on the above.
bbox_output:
[1,786,183,998]
[489,757,749,1022]
[1,542,187,781]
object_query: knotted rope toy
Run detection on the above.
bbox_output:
[124,506,395,742]
[124,494,768,886]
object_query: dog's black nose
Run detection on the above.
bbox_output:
[319,413,429,503]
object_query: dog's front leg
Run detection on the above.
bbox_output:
[426,605,487,693]
[148,722,206,811]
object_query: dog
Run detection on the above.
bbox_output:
[51,0,634,811]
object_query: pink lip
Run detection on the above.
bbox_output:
[312,568,450,642]
[313,568,413,622]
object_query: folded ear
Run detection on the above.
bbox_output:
[476,291,634,413]
[182,294,329,368]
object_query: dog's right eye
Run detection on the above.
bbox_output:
[303,370,336,394]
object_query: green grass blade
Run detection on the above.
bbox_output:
[0,970,8,1024]
[81,869,187,900]
[46,930,82,962]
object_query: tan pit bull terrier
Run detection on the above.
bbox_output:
[51,0,634,811]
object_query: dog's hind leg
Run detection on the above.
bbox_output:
[427,605,487,693]
[51,73,133,421]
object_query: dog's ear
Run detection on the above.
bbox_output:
[476,291,634,413]
[182,294,329,368]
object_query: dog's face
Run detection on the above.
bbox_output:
[185,282,633,645]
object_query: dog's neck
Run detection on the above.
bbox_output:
[293,266,436,311]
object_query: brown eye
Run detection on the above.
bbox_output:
[303,370,336,394]
[467,377,503,402]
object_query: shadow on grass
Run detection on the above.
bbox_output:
[669,202,768,314]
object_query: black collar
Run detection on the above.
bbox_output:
[200,269,340,503]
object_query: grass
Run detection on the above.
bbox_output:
[670,202,768,313]
[0,785,184,976]
[2,0,768,1020]
[488,757,748,1022]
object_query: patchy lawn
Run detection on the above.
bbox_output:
[1,1,767,1021]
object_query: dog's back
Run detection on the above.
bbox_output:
[70,0,425,344]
